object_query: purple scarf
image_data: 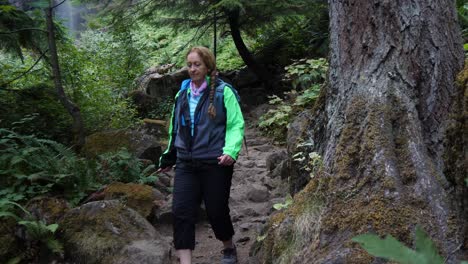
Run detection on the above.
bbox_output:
[190,80,208,96]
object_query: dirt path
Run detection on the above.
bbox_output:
[157,119,288,264]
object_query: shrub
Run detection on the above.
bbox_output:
[0,129,98,205]
[97,148,158,185]
[258,58,327,142]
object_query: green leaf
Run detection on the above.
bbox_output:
[414,226,444,264]
[256,234,267,242]
[29,0,49,8]
[464,43,468,51]
[46,223,59,233]
[352,234,418,264]
[0,211,20,220]
[46,238,63,254]
[6,256,21,264]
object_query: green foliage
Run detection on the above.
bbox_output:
[258,95,292,142]
[0,129,159,208]
[59,32,141,132]
[258,58,327,141]
[292,147,323,179]
[456,1,467,41]
[284,58,328,91]
[0,199,63,258]
[352,226,450,264]
[97,148,158,184]
[0,83,73,143]
[0,129,98,204]
[253,9,329,66]
[273,194,293,210]
[0,52,50,89]
[0,3,45,61]
[147,96,174,120]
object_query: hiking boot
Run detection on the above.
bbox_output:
[221,247,238,264]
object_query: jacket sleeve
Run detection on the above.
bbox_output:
[158,92,180,168]
[222,87,245,160]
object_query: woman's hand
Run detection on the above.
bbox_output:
[217,154,235,166]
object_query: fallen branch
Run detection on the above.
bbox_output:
[143,118,167,126]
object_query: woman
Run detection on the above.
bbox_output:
[158,46,244,264]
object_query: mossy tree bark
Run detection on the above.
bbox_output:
[301,0,466,262]
[258,0,467,263]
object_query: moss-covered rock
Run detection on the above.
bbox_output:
[102,182,157,218]
[83,129,164,164]
[26,197,70,225]
[83,130,132,157]
[59,200,170,264]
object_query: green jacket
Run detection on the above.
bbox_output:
[159,78,244,168]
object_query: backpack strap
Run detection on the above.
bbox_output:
[215,79,248,156]
[180,79,191,92]
[215,79,241,103]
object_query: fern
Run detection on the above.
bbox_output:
[0,199,64,257]
[0,129,98,204]
[352,226,464,264]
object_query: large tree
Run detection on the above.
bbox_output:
[254,0,466,263]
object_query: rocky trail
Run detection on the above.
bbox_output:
[156,117,289,264]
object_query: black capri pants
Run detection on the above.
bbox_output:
[172,159,235,250]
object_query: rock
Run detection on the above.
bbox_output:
[231,67,259,89]
[246,103,273,122]
[137,66,189,98]
[247,184,270,203]
[265,151,287,172]
[83,129,164,164]
[286,109,313,154]
[240,160,255,168]
[25,197,70,224]
[236,236,250,244]
[152,188,165,201]
[158,174,171,187]
[150,197,206,225]
[239,223,251,232]
[154,180,170,194]
[241,207,260,217]
[102,182,158,218]
[253,145,273,152]
[270,160,290,179]
[0,217,18,261]
[60,200,170,264]
[107,239,172,264]
[139,144,162,165]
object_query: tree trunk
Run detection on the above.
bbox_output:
[45,1,85,148]
[317,0,465,261]
[254,0,466,263]
[226,8,273,89]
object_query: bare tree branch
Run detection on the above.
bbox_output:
[0,28,48,34]
[0,49,49,88]
[51,0,67,10]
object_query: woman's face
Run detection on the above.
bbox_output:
[187,52,209,84]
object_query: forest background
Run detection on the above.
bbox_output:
[0,0,467,263]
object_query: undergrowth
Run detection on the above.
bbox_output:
[258,58,327,142]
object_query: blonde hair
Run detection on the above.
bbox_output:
[187,46,218,119]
